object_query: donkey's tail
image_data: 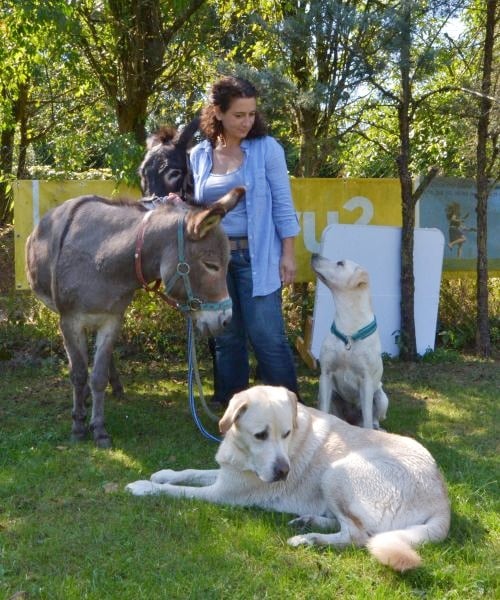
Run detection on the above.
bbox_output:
[365,513,450,572]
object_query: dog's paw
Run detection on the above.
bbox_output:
[287,533,319,547]
[289,514,340,533]
[125,480,159,496]
[288,515,315,532]
[151,469,177,484]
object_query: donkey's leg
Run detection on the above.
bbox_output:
[89,316,123,448]
[59,315,89,441]
[109,354,125,398]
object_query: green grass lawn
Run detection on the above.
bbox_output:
[1,354,498,599]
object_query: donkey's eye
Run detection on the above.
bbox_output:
[204,262,219,272]
[282,430,291,439]
[254,430,268,441]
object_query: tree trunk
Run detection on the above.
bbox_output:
[77,0,207,145]
[0,126,15,225]
[295,107,322,177]
[396,2,417,361]
[16,84,30,180]
[0,84,19,225]
[397,151,417,361]
[474,0,496,357]
[116,97,149,144]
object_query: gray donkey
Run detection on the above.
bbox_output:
[26,116,243,447]
[26,188,244,447]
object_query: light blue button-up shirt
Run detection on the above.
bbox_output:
[190,136,301,297]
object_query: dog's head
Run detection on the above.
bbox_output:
[217,385,298,483]
[311,255,369,294]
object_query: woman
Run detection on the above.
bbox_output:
[190,75,300,406]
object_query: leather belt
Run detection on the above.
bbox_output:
[229,237,249,250]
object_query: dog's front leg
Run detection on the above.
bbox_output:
[151,468,220,486]
[360,379,375,428]
[152,481,223,502]
[288,526,356,549]
[126,479,228,504]
[373,386,389,427]
[289,514,340,532]
[318,371,334,414]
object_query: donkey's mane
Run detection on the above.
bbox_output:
[146,126,177,150]
[98,197,149,211]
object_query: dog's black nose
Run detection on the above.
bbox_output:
[272,458,290,481]
[336,260,345,267]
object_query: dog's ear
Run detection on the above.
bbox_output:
[219,391,248,434]
[286,389,299,430]
[352,268,369,288]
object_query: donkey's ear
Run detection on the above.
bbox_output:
[185,186,245,240]
[214,186,245,214]
[174,117,200,149]
[185,209,223,240]
[219,391,249,435]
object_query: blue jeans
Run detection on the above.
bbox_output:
[212,248,298,404]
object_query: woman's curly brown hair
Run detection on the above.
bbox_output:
[200,76,267,146]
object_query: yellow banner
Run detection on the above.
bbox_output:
[14,180,141,290]
[14,178,401,289]
[292,178,401,280]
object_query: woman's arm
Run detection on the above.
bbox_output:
[264,138,300,240]
[280,236,297,285]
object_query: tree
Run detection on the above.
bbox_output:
[0,0,73,223]
[358,0,468,360]
[69,0,208,145]
[474,0,498,357]
[265,0,380,176]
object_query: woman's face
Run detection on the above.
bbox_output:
[215,96,257,143]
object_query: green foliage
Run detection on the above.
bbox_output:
[282,281,316,343]
[0,291,63,363]
[1,0,495,194]
[437,277,500,352]
[120,292,195,362]
[0,290,201,366]
[105,133,145,188]
[2,274,497,371]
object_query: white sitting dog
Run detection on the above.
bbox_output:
[126,385,450,572]
[312,255,389,429]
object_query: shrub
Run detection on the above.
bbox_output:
[437,277,499,351]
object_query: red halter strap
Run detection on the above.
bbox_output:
[134,211,179,308]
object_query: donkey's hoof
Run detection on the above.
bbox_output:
[71,428,89,442]
[90,423,112,448]
[94,435,112,449]
[111,385,125,399]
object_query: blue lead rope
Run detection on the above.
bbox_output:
[187,317,222,443]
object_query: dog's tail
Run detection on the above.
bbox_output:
[365,514,450,572]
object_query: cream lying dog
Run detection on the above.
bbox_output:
[126,385,450,572]
[312,255,389,428]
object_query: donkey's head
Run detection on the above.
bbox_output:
[159,186,245,336]
[139,117,199,201]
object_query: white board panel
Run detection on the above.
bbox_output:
[310,225,445,358]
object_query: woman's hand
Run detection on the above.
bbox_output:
[166,193,185,206]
